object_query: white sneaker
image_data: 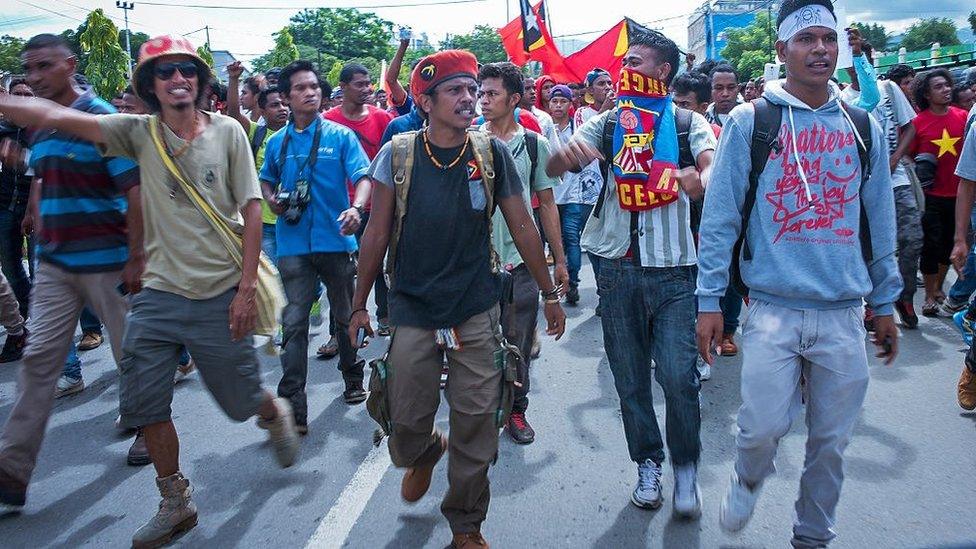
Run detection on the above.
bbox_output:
[631,459,663,509]
[54,375,84,398]
[697,356,711,381]
[719,471,761,532]
[673,463,702,519]
[173,359,196,384]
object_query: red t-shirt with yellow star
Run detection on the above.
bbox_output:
[911,106,967,197]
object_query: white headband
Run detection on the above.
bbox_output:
[777,4,837,42]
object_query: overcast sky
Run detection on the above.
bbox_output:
[1,0,972,67]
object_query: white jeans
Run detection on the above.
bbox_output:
[734,300,870,548]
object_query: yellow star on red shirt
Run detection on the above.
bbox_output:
[931,128,961,158]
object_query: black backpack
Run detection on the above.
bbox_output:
[592,107,695,219]
[513,130,539,189]
[728,97,874,296]
[250,124,269,160]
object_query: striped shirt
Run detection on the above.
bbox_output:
[576,107,716,268]
[29,90,139,273]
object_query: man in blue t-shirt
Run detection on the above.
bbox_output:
[260,60,372,432]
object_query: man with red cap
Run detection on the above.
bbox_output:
[349,49,565,548]
[0,35,300,547]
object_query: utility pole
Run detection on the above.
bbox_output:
[116,1,135,78]
[205,25,211,50]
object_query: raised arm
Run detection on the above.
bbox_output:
[225,61,252,132]
[0,94,103,144]
[385,35,411,109]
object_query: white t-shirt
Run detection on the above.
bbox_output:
[843,80,915,188]
[551,119,602,205]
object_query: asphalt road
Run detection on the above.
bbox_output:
[0,265,974,549]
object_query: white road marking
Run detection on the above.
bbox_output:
[305,439,392,549]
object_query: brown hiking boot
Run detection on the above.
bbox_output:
[78,331,103,351]
[131,472,197,549]
[452,531,489,548]
[958,366,976,411]
[401,432,448,503]
[127,428,152,466]
[720,334,738,356]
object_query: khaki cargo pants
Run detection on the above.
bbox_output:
[386,305,507,534]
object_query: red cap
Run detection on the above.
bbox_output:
[410,50,478,98]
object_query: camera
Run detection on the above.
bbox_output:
[276,186,309,225]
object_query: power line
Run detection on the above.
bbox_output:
[134,0,486,9]
[14,0,87,24]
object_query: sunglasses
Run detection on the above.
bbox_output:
[154,61,199,80]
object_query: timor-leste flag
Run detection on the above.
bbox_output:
[564,18,655,83]
[498,0,549,64]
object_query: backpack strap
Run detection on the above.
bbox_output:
[466,128,501,273]
[385,131,418,278]
[250,124,268,159]
[839,101,874,264]
[592,111,618,220]
[675,107,695,169]
[524,130,539,189]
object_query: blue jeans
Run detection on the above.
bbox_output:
[80,307,102,334]
[721,286,743,335]
[62,342,81,380]
[558,203,599,286]
[597,257,701,465]
[949,210,976,303]
[262,223,277,263]
[0,205,32,319]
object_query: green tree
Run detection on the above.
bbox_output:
[399,45,436,82]
[0,35,25,75]
[901,17,960,52]
[440,25,506,64]
[288,8,392,62]
[325,56,382,86]
[720,11,775,81]
[850,22,889,52]
[252,28,299,74]
[79,9,128,99]
[293,43,338,74]
[196,44,215,70]
[968,11,976,35]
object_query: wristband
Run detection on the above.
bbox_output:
[544,298,561,305]
[351,308,367,317]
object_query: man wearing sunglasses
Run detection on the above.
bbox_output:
[0,35,301,547]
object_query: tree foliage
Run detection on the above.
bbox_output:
[196,44,215,70]
[60,23,148,75]
[0,35,25,76]
[79,9,128,99]
[901,18,960,52]
[968,11,976,36]
[720,11,775,81]
[440,25,506,64]
[850,22,889,52]
[398,45,436,82]
[326,56,382,86]
[288,8,392,61]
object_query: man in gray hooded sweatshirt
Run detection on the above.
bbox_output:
[695,0,902,546]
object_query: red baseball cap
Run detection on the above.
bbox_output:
[410,50,478,98]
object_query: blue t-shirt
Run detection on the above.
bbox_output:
[260,118,370,256]
[380,106,425,147]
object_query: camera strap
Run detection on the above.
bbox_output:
[279,117,323,184]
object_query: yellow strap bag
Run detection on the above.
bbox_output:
[148,115,284,335]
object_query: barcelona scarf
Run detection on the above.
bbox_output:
[612,69,680,211]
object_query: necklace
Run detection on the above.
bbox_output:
[422,128,469,170]
[163,112,202,158]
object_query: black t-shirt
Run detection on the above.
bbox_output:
[368,135,523,329]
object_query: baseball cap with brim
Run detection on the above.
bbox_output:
[132,35,211,105]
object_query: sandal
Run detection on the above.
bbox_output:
[922,300,939,317]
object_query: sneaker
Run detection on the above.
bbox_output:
[377,318,391,337]
[451,531,489,548]
[173,359,196,384]
[127,428,152,466]
[54,375,84,399]
[343,383,367,404]
[0,330,27,363]
[309,300,323,327]
[402,432,448,502]
[938,297,968,317]
[0,467,26,513]
[316,336,339,360]
[697,356,711,382]
[895,300,919,329]
[265,398,300,468]
[863,306,876,332]
[719,471,761,532]
[566,285,580,305]
[672,463,702,519]
[954,311,976,346]
[958,366,976,410]
[719,334,738,356]
[77,331,103,351]
[506,412,535,444]
[131,472,197,549]
[631,459,663,509]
